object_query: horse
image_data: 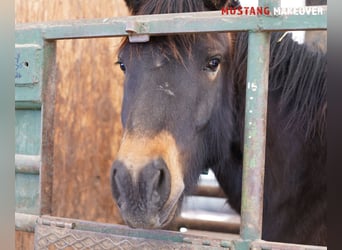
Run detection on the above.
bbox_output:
[110,0,327,246]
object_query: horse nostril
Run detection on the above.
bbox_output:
[150,169,166,204]
[141,158,171,207]
[110,161,131,205]
[157,169,165,189]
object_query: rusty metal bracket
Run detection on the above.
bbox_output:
[15,44,42,86]
[37,217,75,229]
[126,21,150,43]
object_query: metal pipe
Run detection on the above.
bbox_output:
[239,0,280,242]
[170,216,240,234]
[15,7,327,41]
[239,30,270,241]
[193,185,226,198]
[239,10,272,244]
[252,239,327,250]
[15,154,40,174]
[15,212,38,232]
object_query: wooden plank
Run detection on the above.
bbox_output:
[15,231,35,250]
[15,6,327,41]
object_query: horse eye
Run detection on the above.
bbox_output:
[117,62,126,72]
[205,58,221,72]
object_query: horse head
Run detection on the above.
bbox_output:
[110,0,237,229]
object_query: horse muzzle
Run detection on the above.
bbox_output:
[111,157,183,228]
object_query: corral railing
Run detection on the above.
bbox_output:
[15,0,327,249]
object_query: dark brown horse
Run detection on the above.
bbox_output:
[110,0,327,245]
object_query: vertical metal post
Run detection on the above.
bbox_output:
[239,0,279,242]
[239,31,270,241]
[15,29,57,216]
[40,40,57,215]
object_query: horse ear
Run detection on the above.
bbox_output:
[203,0,241,10]
[124,0,142,14]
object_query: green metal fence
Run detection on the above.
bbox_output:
[15,0,327,249]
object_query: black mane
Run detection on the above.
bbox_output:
[225,31,327,244]
[233,32,327,141]
[135,0,206,14]
[128,0,240,14]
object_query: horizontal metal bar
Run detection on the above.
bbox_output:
[15,101,42,110]
[193,185,226,198]
[252,239,327,250]
[170,216,240,235]
[15,212,38,232]
[17,214,326,249]
[15,6,326,40]
[15,154,41,174]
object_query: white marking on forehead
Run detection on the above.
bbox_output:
[154,57,163,68]
[158,82,175,97]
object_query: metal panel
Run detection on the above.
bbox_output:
[15,29,45,109]
[34,216,233,250]
[15,102,42,215]
[15,173,40,214]
[13,215,325,250]
[15,44,42,86]
[15,110,41,155]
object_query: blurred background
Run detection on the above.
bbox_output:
[15,0,128,248]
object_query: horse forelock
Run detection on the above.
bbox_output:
[136,0,207,15]
[119,0,233,64]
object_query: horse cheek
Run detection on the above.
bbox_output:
[194,96,215,131]
[193,80,219,130]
